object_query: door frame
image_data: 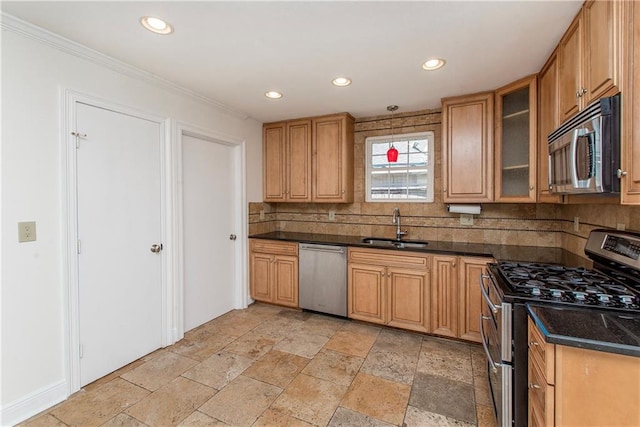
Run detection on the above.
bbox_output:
[172,121,248,341]
[61,89,173,394]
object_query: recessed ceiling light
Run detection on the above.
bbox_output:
[332,77,352,87]
[140,16,174,35]
[265,91,283,99]
[422,58,446,71]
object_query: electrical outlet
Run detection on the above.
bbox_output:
[460,214,474,226]
[617,223,626,231]
[18,221,36,242]
[259,210,265,221]
[573,216,580,232]
[328,211,336,221]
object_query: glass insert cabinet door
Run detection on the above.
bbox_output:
[495,75,537,202]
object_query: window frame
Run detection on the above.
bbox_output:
[364,131,435,203]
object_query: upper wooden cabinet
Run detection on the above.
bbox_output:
[622,0,640,204]
[263,113,354,203]
[312,114,355,202]
[441,92,494,203]
[537,52,564,204]
[495,75,537,203]
[558,0,619,123]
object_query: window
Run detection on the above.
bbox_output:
[365,131,434,202]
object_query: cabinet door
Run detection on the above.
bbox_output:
[538,53,564,204]
[263,123,287,202]
[431,255,458,338]
[348,263,387,324]
[273,255,299,308]
[388,267,431,333]
[583,0,617,104]
[558,14,582,122]
[287,119,312,201]
[442,92,494,202]
[494,75,537,203]
[458,257,491,343]
[622,0,640,205]
[312,114,354,203]
[250,252,273,302]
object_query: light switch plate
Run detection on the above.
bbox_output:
[18,221,36,242]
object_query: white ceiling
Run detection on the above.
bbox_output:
[2,1,583,123]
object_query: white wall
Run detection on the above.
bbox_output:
[1,19,262,423]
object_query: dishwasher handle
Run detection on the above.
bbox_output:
[299,243,345,254]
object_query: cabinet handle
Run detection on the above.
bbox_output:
[387,272,391,277]
[581,87,587,96]
[529,383,541,389]
[529,340,539,347]
[617,169,628,179]
[576,90,581,98]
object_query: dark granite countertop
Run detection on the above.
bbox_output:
[249,231,589,266]
[528,305,640,357]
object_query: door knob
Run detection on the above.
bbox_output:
[229,234,237,241]
[150,244,162,253]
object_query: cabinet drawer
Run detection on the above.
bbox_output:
[529,350,555,425]
[348,248,430,270]
[528,317,555,384]
[250,239,298,256]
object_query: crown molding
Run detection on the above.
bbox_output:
[1,12,251,120]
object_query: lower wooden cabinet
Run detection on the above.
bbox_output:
[348,248,431,333]
[528,316,640,426]
[249,239,299,308]
[432,255,492,343]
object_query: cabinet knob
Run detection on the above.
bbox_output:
[617,169,628,179]
[528,383,541,390]
[529,340,539,347]
[581,87,587,96]
[529,185,534,191]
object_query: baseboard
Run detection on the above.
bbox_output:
[0,380,67,426]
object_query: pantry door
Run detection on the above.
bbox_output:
[182,133,237,331]
[76,101,163,386]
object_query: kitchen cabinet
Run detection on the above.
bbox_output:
[441,92,494,203]
[263,113,354,203]
[558,0,618,123]
[528,317,640,426]
[249,239,299,308]
[622,0,640,204]
[263,120,312,202]
[457,257,491,343]
[312,113,355,203]
[431,254,491,342]
[537,52,564,204]
[494,75,537,202]
[431,255,458,337]
[348,248,431,333]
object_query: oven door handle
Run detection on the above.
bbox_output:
[479,314,502,373]
[480,274,500,314]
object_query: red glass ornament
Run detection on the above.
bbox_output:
[387,145,398,162]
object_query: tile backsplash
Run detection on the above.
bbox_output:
[249,108,640,261]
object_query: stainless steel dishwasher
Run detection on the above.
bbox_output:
[298,243,347,317]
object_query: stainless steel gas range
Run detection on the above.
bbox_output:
[479,229,640,427]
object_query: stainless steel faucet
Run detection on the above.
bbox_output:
[392,207,407,240]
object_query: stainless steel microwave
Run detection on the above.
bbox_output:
[547,94,621,194]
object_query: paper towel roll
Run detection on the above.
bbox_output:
[447,204,481,215]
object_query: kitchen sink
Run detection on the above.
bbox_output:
[361,237,429,249]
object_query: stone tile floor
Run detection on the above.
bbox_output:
[21,303,498,427]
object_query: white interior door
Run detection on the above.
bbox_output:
[76,102,163,386]
[182,134,236,331]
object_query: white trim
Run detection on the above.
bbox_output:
[365,131,435,203]
[0,380,67,426]
[62,89,173,394]
[173,122,248,340]
[1,12,250,121]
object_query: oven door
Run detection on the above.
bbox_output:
[480,312,513,427]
